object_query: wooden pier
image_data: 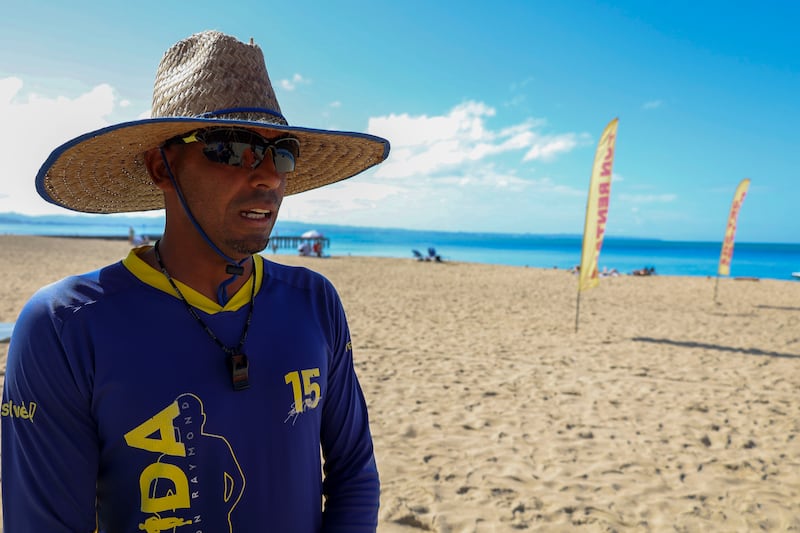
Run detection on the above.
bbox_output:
[269,236,330,250]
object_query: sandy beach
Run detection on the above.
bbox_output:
[1,235,799,532]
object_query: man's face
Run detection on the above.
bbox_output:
[165,129,291,258]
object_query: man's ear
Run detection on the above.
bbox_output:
[143,147,175,191]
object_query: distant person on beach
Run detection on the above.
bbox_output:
[632,266,656,276]
[600,266,620,277]
[2,31,389,532]
[128,226,149,246]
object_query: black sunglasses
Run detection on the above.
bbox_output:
[164,128,300,173]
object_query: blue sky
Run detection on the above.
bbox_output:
[1,0,798,243]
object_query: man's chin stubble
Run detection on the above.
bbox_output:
[227,237,270,255]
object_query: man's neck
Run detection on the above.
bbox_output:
[143,238,255,303]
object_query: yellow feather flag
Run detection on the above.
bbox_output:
[717,178,751,276]
[578,118,619,291]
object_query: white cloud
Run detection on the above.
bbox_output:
[0,76,125,214]
[279,154,588,233]
[642,99,663,110]
[367,101,585,179]
[0,77,24,105]
[329,101,341,108]
[279,170,580,233]
[275,100,593,232]
[280,179,404,222]
[280,73,311,91]
[522,133,580,162]
[442,170,584,197]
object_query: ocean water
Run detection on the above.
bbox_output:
[1,213,798,281]
[314,228,800,281]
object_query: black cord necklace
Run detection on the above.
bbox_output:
[154,240,253,391]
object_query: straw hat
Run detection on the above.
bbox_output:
[35,30,390,214]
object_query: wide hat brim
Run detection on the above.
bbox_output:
[36,117,390,214]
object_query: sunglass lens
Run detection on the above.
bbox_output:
[203,143,256,167]
[272,148,295,173]
[274,137,300,160]
[199,129,297,172]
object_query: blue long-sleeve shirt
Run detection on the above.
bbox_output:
[2,249,379,532]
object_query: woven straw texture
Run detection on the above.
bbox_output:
[37,31,389,213]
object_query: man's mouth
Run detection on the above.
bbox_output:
[241,208,271,220]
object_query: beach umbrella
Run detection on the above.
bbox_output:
[301,229,324,239]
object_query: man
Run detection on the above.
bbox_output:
[2,30,390,532]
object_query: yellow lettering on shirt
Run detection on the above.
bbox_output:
[139,463,190,513]
[124,401,186,457]
[0,399,38,422]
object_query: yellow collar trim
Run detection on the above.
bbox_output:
[122,246,262,314]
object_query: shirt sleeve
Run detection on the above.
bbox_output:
[319,282,380,532]
[2,285,99,532]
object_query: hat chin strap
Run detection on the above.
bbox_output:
[159,147,248,306]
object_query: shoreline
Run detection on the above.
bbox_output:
[6,234,799,282]
[1,231,798,281]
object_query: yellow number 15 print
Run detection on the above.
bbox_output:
[284,369,321,413]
